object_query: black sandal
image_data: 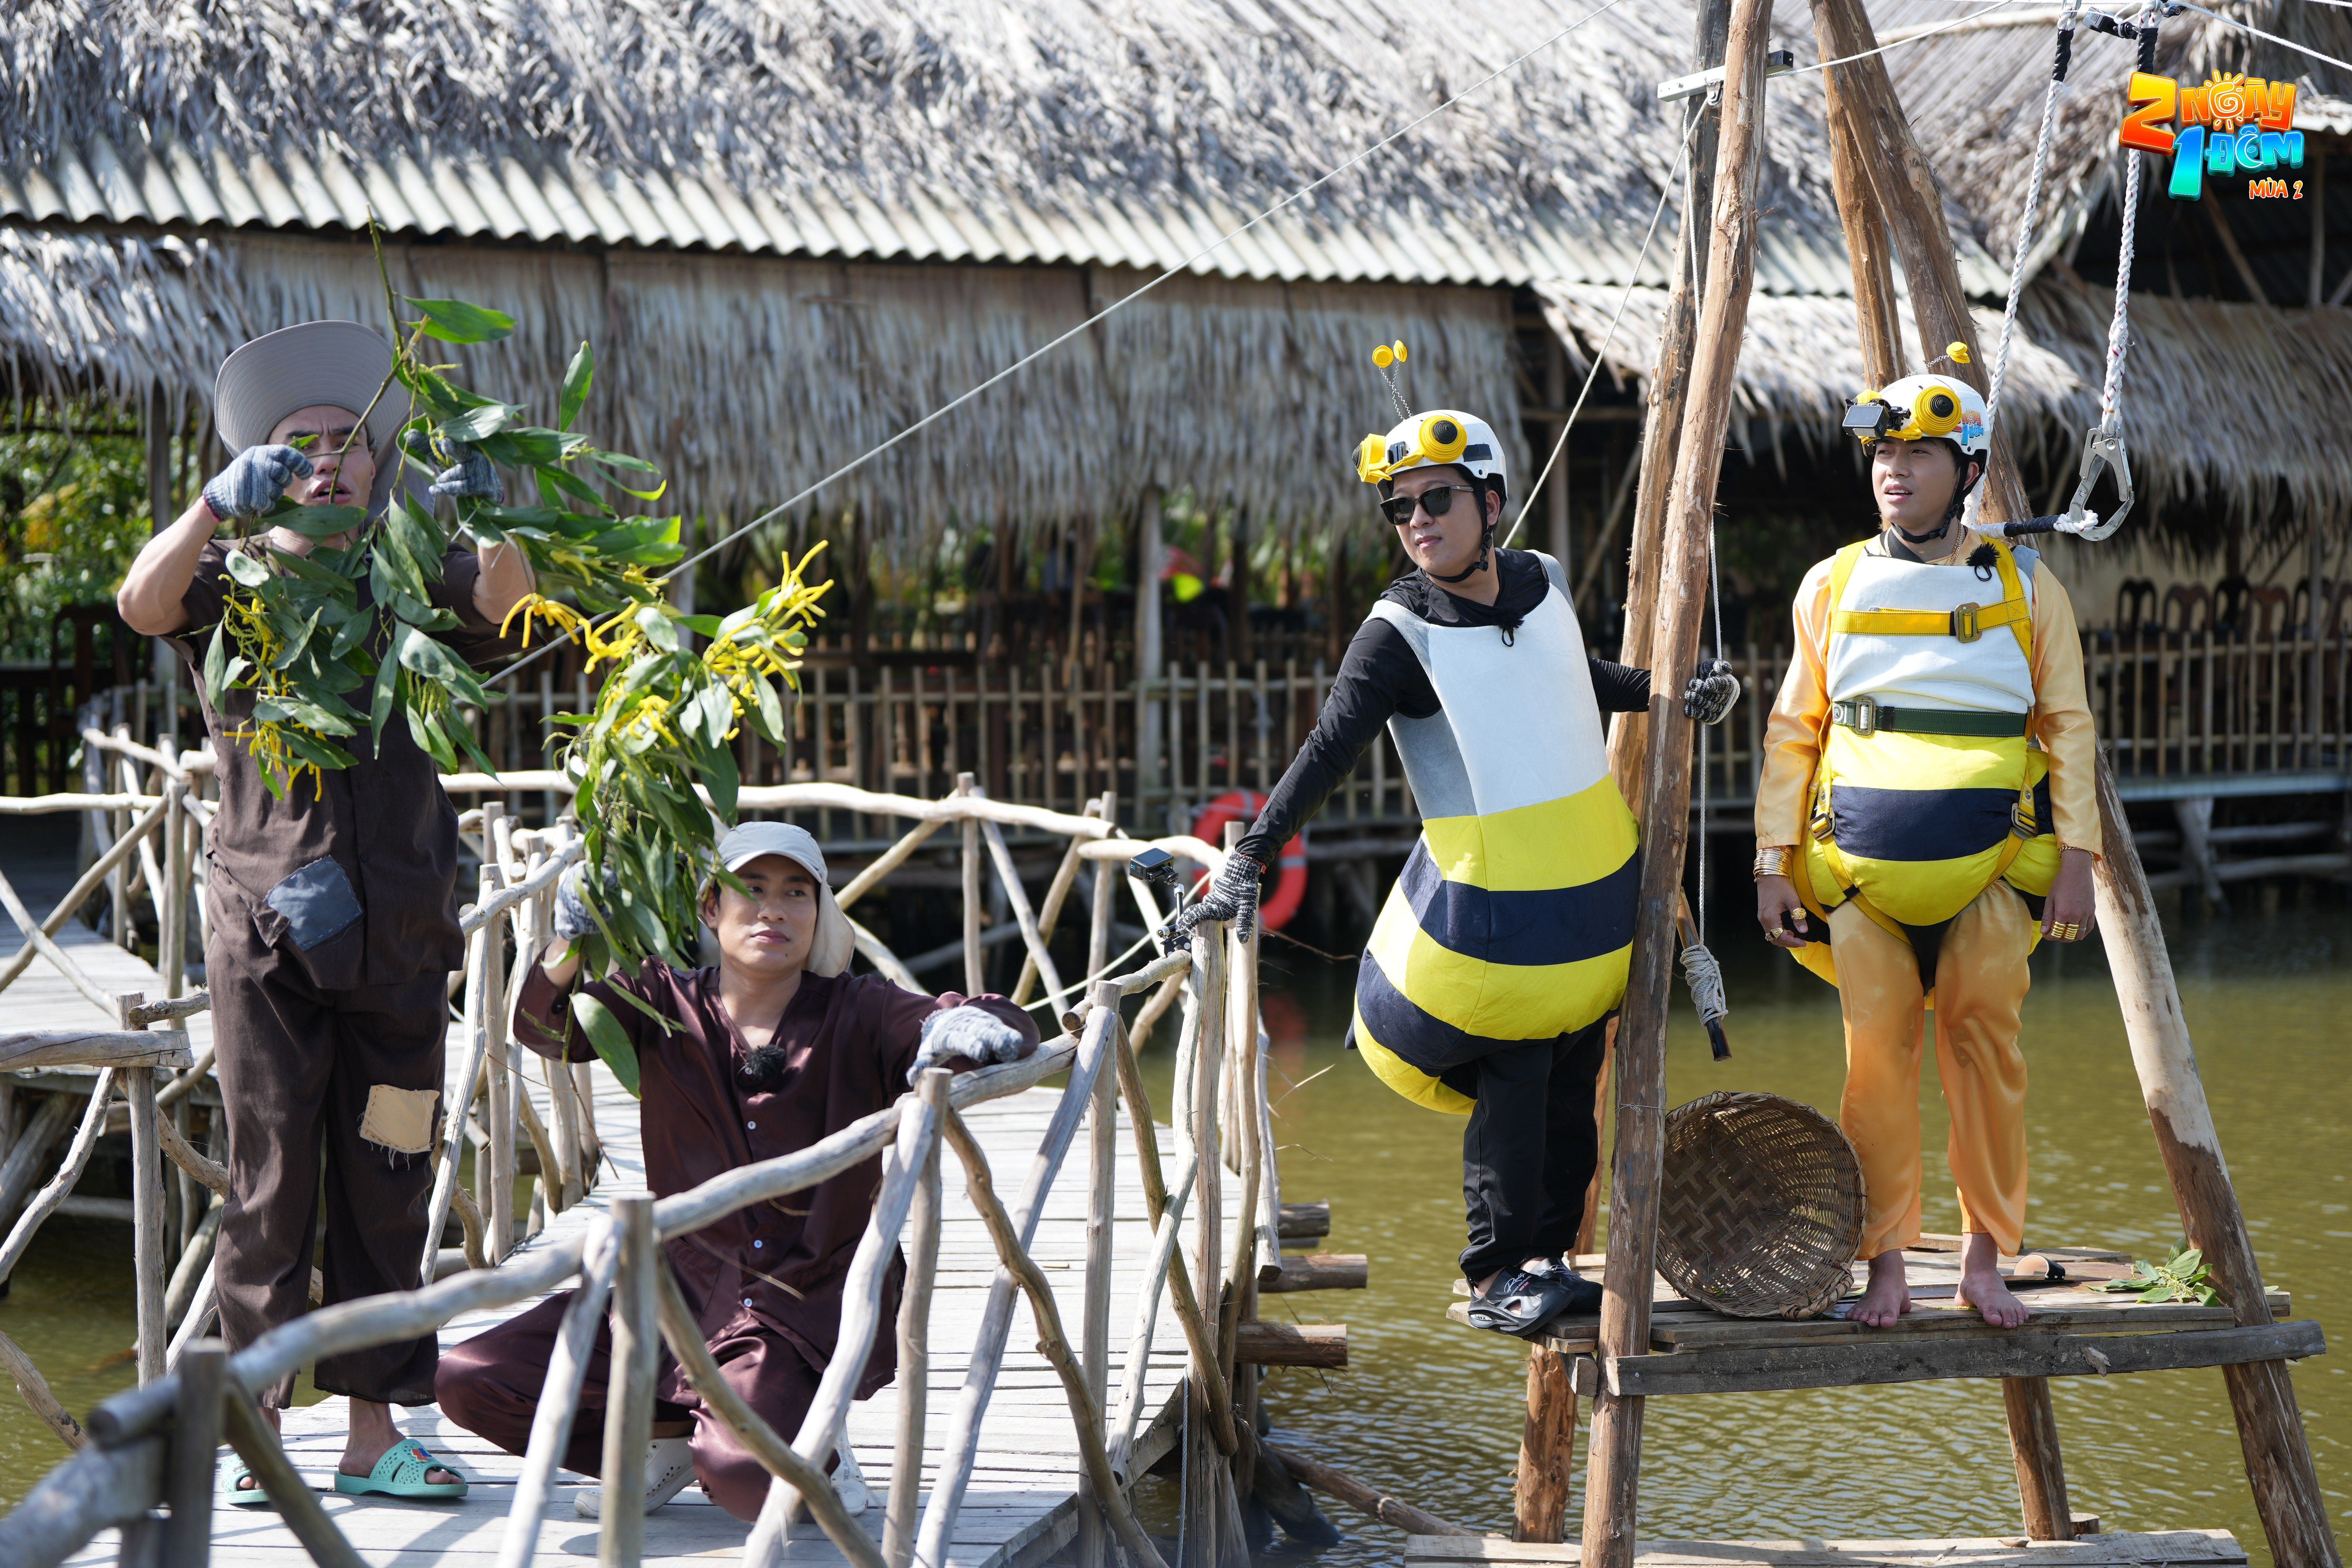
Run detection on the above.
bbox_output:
[1550,1265,1605,1317]
[1465,1267,1579,1338]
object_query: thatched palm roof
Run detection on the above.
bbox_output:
[0,0,2345,544]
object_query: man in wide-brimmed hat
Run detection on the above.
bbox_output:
[118,320,536,1502]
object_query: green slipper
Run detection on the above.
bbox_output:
[332,1438,468,1501]
[217,1454,274,1509]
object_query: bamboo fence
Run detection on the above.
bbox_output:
[0,763,1285,1568]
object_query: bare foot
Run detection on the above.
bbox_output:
[1955,1233,2032,1329]
[1848,1249,1913,1328]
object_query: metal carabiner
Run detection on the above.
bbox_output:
[2061,423,2133,541]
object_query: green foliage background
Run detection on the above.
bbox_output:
[0,426,171,663]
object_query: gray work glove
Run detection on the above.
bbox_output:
[552,862,601,944]
[909,1005,1028,1083]
[1166,851,1265,951]
[202,444,314,521]
[429,441,504,504]
[1683,659,1741,726]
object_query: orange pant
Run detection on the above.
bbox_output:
[1828,883,2034,1257]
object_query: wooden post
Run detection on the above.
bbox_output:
[1581,2,1771,1564]
[600,1194,657,1568]
[118,988,170,1389]
[1610,0,1732,807]
[1808,0,2028,526]
[2003,1375,2073,1539]
[163,1340,224,1564]
[1820,65,1906,388]
[1515,1349,1577,1542]
[958,774,984,995]
[1077,987,1119,1568]
[485,869,513,1262]
[2092,758,2341,1568]
[1182,924,1228,1568]
[1138,491,1166,810]
[886,1070,948,1568]
[160,781,185,999]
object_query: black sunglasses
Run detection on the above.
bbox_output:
[1378,484,1479,527]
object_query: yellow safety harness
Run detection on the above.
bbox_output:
[1801,538,2045,948]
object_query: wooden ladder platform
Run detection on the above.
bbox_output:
[66,1067,1212,1567]
[1447,1248,2324,1396]
[1402,1529,2250,1567]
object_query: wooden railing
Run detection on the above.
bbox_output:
[0,779,1285,1568]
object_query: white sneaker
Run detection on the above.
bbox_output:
[831,1442,870,1513]
[574,1436,696,1518]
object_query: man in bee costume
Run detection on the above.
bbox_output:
[1754,366,2101,1330]
[1173,378,1741,1337]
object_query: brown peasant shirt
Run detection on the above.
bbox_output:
[511,962,1039,1399]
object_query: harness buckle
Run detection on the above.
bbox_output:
[1951,603,1983,642]
[1836,695,1879,736]
[2011,794,2038,839]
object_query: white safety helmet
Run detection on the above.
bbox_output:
[1847,372,1990,522]
[1355,409,1508,501]
[1846,374,1990,463]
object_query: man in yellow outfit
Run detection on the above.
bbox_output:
[1754,369,2100,1329]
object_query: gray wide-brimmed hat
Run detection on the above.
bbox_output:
[704,821,855,978]
[214,321,407,513]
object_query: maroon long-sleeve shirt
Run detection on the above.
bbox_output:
[513,962,1039,1400]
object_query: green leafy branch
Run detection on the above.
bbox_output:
[2089,1243,2219,1306]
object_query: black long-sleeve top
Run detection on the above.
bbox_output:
[1233,550,1650,867]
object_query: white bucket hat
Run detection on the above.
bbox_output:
[213,321,409,515]
[706,822,854,978]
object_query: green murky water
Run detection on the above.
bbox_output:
[2,901,2343,1566]
[1230,899,2350,1567]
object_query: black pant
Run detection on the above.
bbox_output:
[1441,1019,1609,1283]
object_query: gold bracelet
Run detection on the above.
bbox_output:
[1754,845,1793,880]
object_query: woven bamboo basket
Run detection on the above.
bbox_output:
[1658,1090,1865,1320]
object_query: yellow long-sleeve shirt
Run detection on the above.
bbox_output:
[1754,530,2103,858]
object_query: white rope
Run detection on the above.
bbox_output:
[486,0,1644,690]
[1792,0,2048,74]
[1984,0,2080,444]
[1680,942,1729,1029]
[2100,0,2166,426]
[1501,108,1704,551]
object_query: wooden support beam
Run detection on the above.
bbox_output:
[1514,1348,1577,1543]
[1231,1321,1348,1368]
[1808,0,2030,525]
[160,1341,222,1565]
[1597,1318,2324,1396]
[1821,64,1906,388]
[1582,0,1771,1563]
[1610,0,1732,806]
[599,1194,657,1568]
[1257,1253,1368,1292]
[2004,1375,2073,1540]
[1266,1446,1477,1537]
[1276,1201,1331,1242]
[2092,756,2342,1568]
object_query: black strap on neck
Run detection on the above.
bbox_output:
[1429,525,1495,584]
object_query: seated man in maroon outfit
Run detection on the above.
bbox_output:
[436,821,1037,1520]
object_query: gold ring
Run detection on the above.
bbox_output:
[2050,921,2082,940]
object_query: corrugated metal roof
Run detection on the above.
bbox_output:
[0,123,2004,299]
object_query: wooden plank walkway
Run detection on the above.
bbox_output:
[0,919,214,1056]
[61,1050,1203,1566]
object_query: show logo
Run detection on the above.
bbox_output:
[2119,69,2304,199]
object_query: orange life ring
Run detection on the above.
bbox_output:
[1190,791,1307,931]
